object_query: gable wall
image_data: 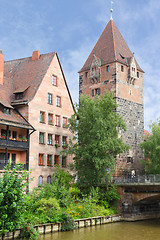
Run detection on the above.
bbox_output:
[28,55,74,190]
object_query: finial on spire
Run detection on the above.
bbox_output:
[110,1,114,20]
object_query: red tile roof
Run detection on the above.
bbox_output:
[0,52,56,128]
[79,20,143,73]
[0,51,74,128]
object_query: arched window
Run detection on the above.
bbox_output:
[47,175,51,184]
[38,175,43,185]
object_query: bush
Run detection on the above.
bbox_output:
[0,163,29,236]
[61,213,76,231]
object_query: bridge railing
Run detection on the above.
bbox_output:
[112,174,160,184]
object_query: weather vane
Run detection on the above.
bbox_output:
[110,1,114,20]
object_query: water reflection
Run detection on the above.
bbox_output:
[39,219,160,240]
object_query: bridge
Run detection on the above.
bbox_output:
[112,175,160,220]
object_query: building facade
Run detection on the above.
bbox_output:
[0,50,74,190]
[79,20,144,176]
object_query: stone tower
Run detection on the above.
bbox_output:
[79,20,144,176]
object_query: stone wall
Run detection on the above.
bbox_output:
[115,97,144,175]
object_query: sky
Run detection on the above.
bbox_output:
[0,0,160,130]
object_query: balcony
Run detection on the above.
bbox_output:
[0,138,29,149]
[0,160,27,170]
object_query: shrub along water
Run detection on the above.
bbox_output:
[0,165,119,239]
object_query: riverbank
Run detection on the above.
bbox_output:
[2,215,121,240]
[2,213,160,240]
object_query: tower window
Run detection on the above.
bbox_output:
[121,65,124,72]
[95,88,100,95]
[92,89,94,97]
[4,107,11,115]
[137,72,139,78]
[127,157,133,163]
[106,65,109,72]
[85,72,88,78]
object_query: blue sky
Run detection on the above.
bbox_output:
[0,0,160,130]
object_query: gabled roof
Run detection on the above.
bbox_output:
[79,19,143,73]
[4,52,56,105]
[0,51,74,127]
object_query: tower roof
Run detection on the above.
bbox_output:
[79,20,143,72]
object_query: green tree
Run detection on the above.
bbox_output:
[140,121,160,174]
[66,91,128,187]
[0,163,29,237]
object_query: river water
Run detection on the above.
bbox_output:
[39,219,160,240]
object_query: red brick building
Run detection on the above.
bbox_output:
[0,50,74,190]
[79,20,144,176]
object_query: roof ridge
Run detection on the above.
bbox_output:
[111,20,117,61]
[5,51,56,63]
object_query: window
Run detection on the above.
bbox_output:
[13,131,17,139]
[38,175,43,185]
[62,156,67,168]
[48,93,53,104]
[62,117,67,128]
[52,75,57,86]
[55,115,60,126]
[39,154,44,166]
[106,65,109,72]
[55,135,60,146]
[48,134,53,145]
[47,175,51,184]
[54,155,59,165]
[137,72,139,78]
[15,93,23,100]
[12,153,16,164]
[39,132,45,144]
[48,113,53,125]
[4,107,11,115]
[62,136,67,146]
[95,88,100,95]
[1,129,6,138]
[40,111,45,123]
[92,89,94,97]
[85,72,88,78]
[127,157,133,163]
[121,65,124,72]
[56,96,61,107]
[47,155,53,166]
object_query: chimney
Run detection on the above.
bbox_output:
[0,50,4,85]
[32,50,40,61]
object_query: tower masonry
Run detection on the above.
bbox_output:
[79,20,144,176]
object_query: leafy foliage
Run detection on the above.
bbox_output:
[61,213,76,231]
[0,163,29,236]
[140,122,160,174]
[66,92,128,188]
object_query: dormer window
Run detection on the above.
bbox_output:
[121,65,124,72]
[4,107,11,115]
[15,93,23,100]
